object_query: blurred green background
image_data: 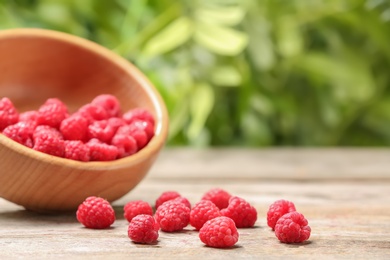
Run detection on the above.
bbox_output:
[1,0,390,147]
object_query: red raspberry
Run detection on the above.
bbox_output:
[220,196,257,228]
[64,140,90,162]
[0,97,19,131]
[76,196,115,229]
[202,188,232,210]
[32,126,65,157]
[123,108,155,126]
[111,133,137,158]
[116,124,148,150]
[124,200,153,222]
[60,114,89,141]
[107,117,126,131]
[2,121,36,148]
[91,94,121,117]
[19,110,40,123]
[267,199,296,230]
[172,196,191,209]
[77,103,109,123]
[87,119,116,143]
[190,200,221,230]
[155,191,181,209]
[37,98,69,128]
[274,211,311,243]
[128,214,159,244]
[130,120,154,140]
[199,216,239,248]
[154,200,190,232]
[86,138,118,161]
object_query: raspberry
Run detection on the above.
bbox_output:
[2,121,36,148]
[267,199,296,230]
[77,103,109,123]
[124,200,153,222]
[0,97,19,131]
[128,214,159,244]
[111,133,137,158]
[123,108,155,126]
[130,120,154,140]
[190,200,221,230]
[86,138,118,161]
[91,94,121,117]
[107,117,126,131]
[64,140,90,162]
[116,124,148,150]
[172,196,191,209]
[19,110,40,123]
[87,119,116,143]
[199,216,239,248]
[60,114,89,141]
[154,200,190,232]
[32,126,65,157]
[155,191,181,209]
[220,196,257,228]
[76,196,115,229]
[274,211,311,243]
[37,98,69,128]
[201,188,232,210]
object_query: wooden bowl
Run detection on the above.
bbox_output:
[0,28,169,212]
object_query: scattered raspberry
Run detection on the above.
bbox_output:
[202,188,232,210]
[60,114,89,141]
[128,214,159,244]
[199,216,239,248]
[124,200,153,222]
[111,133,138,158]
[154,200,190,232]
[123,108,155,126]
[87,119,116,143]
[190,200,221,230]
[19,110,40,123]
[267,199,296,230]
[76,196,115,229]
[0,97,19,131]
[274,211,311,243]
[220,196,257,228]
[91,94,121,118]
[32,126,65,157]
[172,196,191,209]
[37,98,69,128]
[2,121,36,148]
[64,140,90,162]
[77,103,109,122]
[116,124,148,150]
[86,138,118,161]
[155,191,182,209]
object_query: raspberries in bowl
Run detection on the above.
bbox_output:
[0,28,168,212]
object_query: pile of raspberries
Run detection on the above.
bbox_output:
[0,95,154,161]
[76,188,311,248]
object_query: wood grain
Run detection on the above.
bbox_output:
[0,148,389,259]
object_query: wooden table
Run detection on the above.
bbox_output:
[1,148,389,259]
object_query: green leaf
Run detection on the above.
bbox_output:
[187,83,215,141]
[194,21,248,56]
[142,16,193,57]
[195,6,245,26]
[211,66,242,87]
[276,17,303,57]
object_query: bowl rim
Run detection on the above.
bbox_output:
[0,28,169,169]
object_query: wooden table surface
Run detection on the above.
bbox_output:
[1,148,390,259]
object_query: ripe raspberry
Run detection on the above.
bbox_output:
[267,199,296,230]
[2,121,36,148]
[199,216,239,248]
[107,117,126,131]
[77,103,109,123]
[33,126,65,157]
[60,114,89,141]
[154,200,190,232]
[220,196,257,228]
[130,120,154,140]
[87,119,117,143]
[202,188,232,210]
[111,133,137,158]
[91,94,121,117]
[128,214,159,244]
[155,191,181,209]
[123,108,155,126]
[19,110,40,123]
[190,200,221,230]
[124,200,153,222]
[274,211,311,243]
[172,196,191,209]
[64,140,90,162]
[86,138,118,161]
[76,196,115,229]
[37,98,69,128]
[0,97,19,131]
[116,124,148,150]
